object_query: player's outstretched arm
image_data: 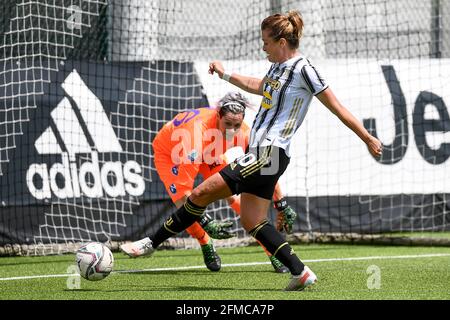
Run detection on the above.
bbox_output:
[317,88,383,158]
[208,60,265,96]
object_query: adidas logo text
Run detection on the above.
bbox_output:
[27,151,144,199]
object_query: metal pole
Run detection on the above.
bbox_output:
[431,0,442,58]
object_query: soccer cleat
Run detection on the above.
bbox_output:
[269,256,290,273]
[285,266,317,291]
[201,239,221,272]
[120,237,154,258]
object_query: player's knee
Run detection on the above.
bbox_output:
[241,220,253,232]
[189,187,208,205]
[190,175,228,206]
[241,217,258,232]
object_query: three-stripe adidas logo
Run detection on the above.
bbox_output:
[26,70,145,200]
[35,70,123,156]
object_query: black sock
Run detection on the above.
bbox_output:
[249,220,305,275]
[151,198,206,248]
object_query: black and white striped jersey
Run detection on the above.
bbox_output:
[249,55,328,157]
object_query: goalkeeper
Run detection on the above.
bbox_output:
[142,92,297,272]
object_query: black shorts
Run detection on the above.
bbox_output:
[219,146,290,200]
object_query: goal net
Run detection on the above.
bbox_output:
[1,0,449,256]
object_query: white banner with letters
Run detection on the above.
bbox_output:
[196,59,450,196]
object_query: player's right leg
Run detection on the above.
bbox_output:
[120,173,233,258]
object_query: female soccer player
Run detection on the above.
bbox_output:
[138,92,295,273]
[121,10,382,291]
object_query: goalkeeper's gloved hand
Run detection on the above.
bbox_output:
[199,213,236,239]
[274,198,297,234]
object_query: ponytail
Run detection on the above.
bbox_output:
[261,10,304,49]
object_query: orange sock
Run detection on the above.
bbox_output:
[256,239,272,257]
[186,222,210,246]
[229,196,241,215]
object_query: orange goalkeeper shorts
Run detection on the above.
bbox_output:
[153,145,199,203]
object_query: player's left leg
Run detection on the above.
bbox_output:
[230,145,316,291]
[240,193,317,291]
[226,195,288,273]
[151,173,232,247]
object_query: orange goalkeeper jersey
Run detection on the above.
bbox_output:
[154,108,249,167]
[152,107,249,201]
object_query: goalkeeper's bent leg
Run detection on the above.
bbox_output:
[249,220,305,275]
[151,198,206,248]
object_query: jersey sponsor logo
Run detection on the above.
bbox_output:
[26,70,145,200]
[261,91,273,110]
[265,77,281,90]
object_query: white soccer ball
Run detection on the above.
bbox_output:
[76,242,114,281]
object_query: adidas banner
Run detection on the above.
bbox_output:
[0,60,208,245]
[1,59,449,246]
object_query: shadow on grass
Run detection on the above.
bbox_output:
[114,269,274,276]
[63,288,98,292]
[113,244,341,262]
[63,285,281,293]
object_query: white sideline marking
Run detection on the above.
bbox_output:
[0,253,449,281]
